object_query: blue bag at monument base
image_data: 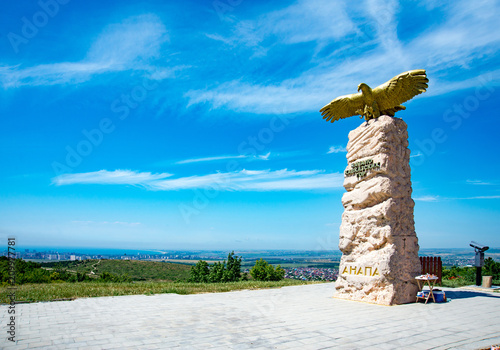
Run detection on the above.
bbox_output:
[433,290,446,302]
[416,290,446,302]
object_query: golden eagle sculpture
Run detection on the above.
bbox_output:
[320,69,428,123]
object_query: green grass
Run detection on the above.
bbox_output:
[41,259,191,281]
[0,279,315,304]
[441,278,500,288]
[441,279,471,288]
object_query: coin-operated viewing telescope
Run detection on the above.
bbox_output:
[470,241,489,286]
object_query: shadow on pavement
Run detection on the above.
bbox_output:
[445,290,500,300]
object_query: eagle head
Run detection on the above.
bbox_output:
[357,83,370,93]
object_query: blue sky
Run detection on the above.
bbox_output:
[0,0,499,251]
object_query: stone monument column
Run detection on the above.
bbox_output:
[335,115,421,305]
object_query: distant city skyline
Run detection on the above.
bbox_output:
[1,0,499,250]
[6,246,496,268]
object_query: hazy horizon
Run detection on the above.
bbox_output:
[10,245,500,253]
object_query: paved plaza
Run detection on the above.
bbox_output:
[2,283,500,349]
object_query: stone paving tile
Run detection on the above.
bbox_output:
[30,346,65,350]
[145,344,168,350]
[99,343,126,350]
[2,342,29,349]
[450,336,500,350]
[28,340,53,347]
[62,341,89,348]
[2,283,500,349]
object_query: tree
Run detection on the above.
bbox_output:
[250,259,285,281]
[223,251,241,282]
[273,265,285,281]
[189,260,210,282]
[209,261,225,283]
[188,252,243,283]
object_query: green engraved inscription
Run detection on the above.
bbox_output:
[344,159,381,179]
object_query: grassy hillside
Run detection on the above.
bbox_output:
[41,259,191,281]
[0,280,314,303]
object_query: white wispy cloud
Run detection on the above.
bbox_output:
[176,152,271,164]
[258,152,271,160]
[176,155,247,164]
[207,0,355,49]
[52,169,344,191]
[325,222,340,227]
[237,0,355,46]
[414,194,500,202]
[407,0,500,71]
[466,179,492,185]
[327,146,347,154]
[187,0,500,114]
[52,170,172,186]
[365,0,407,65]
[72,220,141,226]
[0,14,170,88]
[414,195,440,202]
[86,14,168,65]
[147,65,190,80]
[453,195,500,200]
[410,151,423,158]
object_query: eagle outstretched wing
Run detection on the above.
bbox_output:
[319,92,365,123]
[373,69,428,112]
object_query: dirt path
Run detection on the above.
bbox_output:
[89,259,101,275]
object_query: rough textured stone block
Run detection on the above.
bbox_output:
[335,115,421,305]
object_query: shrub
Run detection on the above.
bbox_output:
[188,252,243,283]
[483,258,500,279]
[76,272,90,282]
[98,272,131,283]
[442,265,474,283]
[250,259,285,281]
[21,268,51,284]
